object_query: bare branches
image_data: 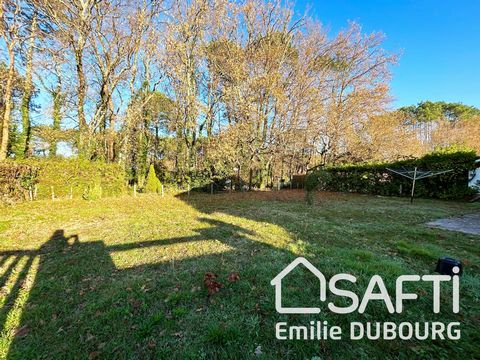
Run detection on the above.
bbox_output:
[1,0,430,189]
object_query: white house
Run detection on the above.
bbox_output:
[468,159,480,192]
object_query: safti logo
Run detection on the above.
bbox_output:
[270,257,462,341]
[270,257,326,314]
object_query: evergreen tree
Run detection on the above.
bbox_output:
[144,164,162,194]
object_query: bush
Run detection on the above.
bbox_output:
[1,158,126,202]
[144,164,162,194]
[0,162,39,203]
[191,177,230,193]
[305,169,333,204]
[306,148,477,200]
[305,169,332,192]
[82,183,103,200]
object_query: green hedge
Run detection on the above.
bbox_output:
[0,162,39,203]
[3,159,127,201]
[306,148,477,200]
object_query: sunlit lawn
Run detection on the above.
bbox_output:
[0,190,479,359]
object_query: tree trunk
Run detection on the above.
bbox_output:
[107,97,116,162]
[20,14,37,157]
[0,0,3,149]
[248,168,253,190]
[237,165,241,191]
[0,45,15,160]
[75,49,87,157]
[50,83,62,157]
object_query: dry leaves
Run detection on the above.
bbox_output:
[204,271,241,297]
[88,351,100,360]
[14,325,29,338]
[228,272,240,283]
[130,298,142,309]
[204,272,223,295]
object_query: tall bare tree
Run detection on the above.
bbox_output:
[17,9,37,156]
[0,0,25,160]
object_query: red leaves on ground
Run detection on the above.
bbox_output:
[204,272,223,296]
[204,271,241,297]
[228,272,240,283]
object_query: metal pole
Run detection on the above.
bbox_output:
[410,167,417,204]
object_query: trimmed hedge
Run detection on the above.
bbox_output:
[1,159,126,202]
[0,162,39,203]
[306,148,477,200]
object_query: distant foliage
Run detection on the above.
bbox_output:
[144,164,162,194]
[306,148,477,200]
[399,101,480,122]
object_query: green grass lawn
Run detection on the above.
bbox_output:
[0,191,479,359]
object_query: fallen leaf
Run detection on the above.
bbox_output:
[204,272,223,296]
[228,272,240,283]
[88,351,100,360]
[130,299,142,309]
[14,325,29,338]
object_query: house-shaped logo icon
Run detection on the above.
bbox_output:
[270,257,326,314]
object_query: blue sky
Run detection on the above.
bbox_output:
[295,0,480,108]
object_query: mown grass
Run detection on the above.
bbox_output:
[0,190,478,359]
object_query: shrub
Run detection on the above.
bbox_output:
[1,158,126,202]
[82,183,103,200]
[305,169,332,191]
[0,162,39,203]
[307,148,477,200]
[144,164,162,194]
[305,169,333,204]
[191,177,230,193]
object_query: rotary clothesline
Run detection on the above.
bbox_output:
[386,167,453,203]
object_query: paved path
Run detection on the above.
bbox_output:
[427,213,480,235]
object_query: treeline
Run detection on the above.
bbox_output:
[0,0,479,189]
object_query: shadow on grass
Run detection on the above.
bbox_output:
[0,192,476,359]
[1,215,300,359]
